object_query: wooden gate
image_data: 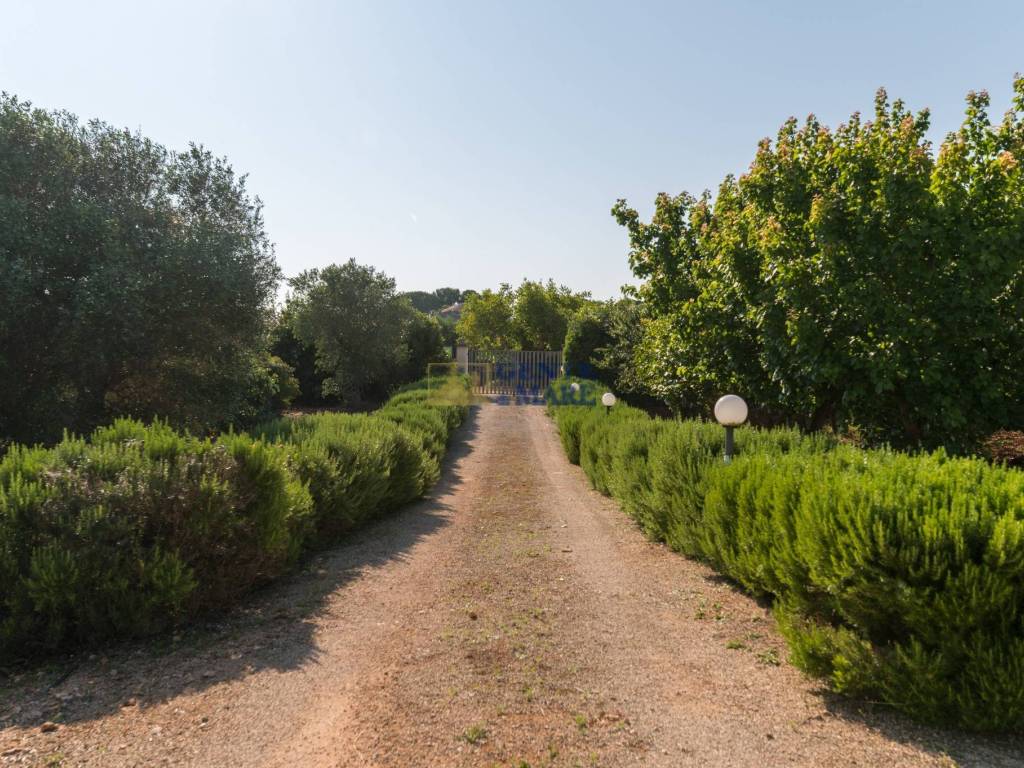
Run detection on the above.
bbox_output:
[466,349,563,395]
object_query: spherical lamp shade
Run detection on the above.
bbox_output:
[570,382,580,393]
[601,392,617,408]
[714,394,748,426]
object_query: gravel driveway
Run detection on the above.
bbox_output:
[1,402,1021,767]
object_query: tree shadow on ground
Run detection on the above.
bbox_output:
[0,407,482,731]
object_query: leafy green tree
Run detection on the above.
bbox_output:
[455,286,516,352]
[564,306,614,379]
[512,280,592,350]
[563,298,649,396]
[457,280,593,353]
[391,311,447,386]
[270,309,324,405]
[615,79,1024,449]
[0,94,280,443]
[286,260,413,401]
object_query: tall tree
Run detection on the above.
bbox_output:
[455,286,516,353]
[512,280,591,350]
[0,94,280,443]
[286,259,412,401]
[615,79,1024,449]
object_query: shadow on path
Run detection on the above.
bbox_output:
[0,407,481,731]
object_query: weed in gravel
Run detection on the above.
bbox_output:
[756,648,781,666]
[725,639,748,651]
[694,598,707,620]
[461,724,488,745]
[573,712,588,731]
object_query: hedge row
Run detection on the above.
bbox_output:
[0,375,470,659]
[546,378,1024,732]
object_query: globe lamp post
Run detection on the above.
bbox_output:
[602,391,616,415]
[714,395,748,463]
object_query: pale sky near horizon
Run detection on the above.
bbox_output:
[2,1,1022,298]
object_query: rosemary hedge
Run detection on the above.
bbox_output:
[547,378,1024,731]
[0,375,469,659]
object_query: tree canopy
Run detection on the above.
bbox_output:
[615,79,1024,449]
[456,279,593,353]
[0,94,281,443]
[283,260,446,402]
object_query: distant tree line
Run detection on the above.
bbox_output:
[455,280,593,354]
[401,287,475,314]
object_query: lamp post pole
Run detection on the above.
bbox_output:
[714,394,748,464]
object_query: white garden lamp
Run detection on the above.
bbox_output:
[602,391,616,415]
[714,394,748,463]
[570,382,580,393]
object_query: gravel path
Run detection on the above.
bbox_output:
[2,402,1021,767]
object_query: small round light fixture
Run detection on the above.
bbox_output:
[713,394,748,463]
[570,382,580,393]
[714,395,748,427]
[602,391,616,415]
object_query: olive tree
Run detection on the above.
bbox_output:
[285,260,414,401]
[0,94,281,443]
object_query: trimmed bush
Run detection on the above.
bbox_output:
[252,375,469,544]
[0,376,470,659]
[0,421,311,656]
[547,378,1024,732]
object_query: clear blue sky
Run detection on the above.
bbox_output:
[2,1,1022,298]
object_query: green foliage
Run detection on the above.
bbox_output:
[456,280,594,354]
[456,286,517,352]
[615,79,1024,449]
[0,94,281,444]
[233,353,301,426]
[513,279,591,350]
[401,287,469,314]
[562,299,648,398]
[547,384,1024,731]
[281,262,450,404]
[0,377,470,659]
[389,311,447,390]
[563,308,613,380]
[270,307,325,406]
[286,259,412,401]
[0,421,310,656]
[252,374,469,546]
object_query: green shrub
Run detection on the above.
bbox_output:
[547,383,1024,731]
[0,376,470,659]
[0,422,311,657]
[252,375,469,545]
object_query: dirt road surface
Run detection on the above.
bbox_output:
[2,402,1021,767]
